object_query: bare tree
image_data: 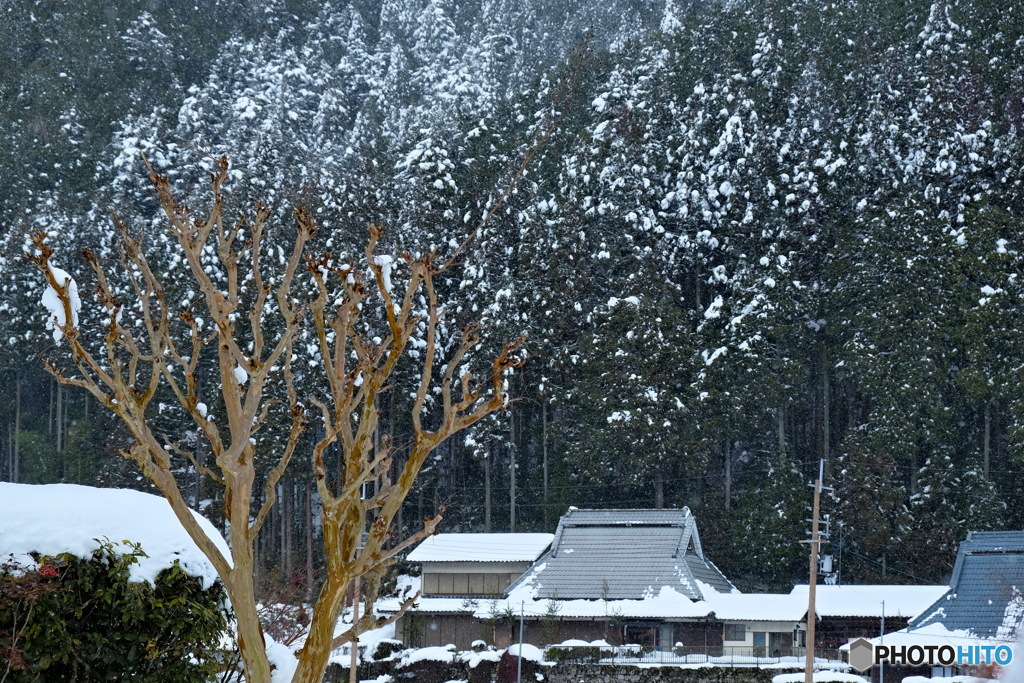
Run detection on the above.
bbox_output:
[29,157,524,682]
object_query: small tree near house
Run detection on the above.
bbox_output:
[29,157,525,682]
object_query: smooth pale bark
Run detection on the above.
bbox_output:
[31,156,528,683]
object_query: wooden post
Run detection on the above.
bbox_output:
[350,574,360,683]
[805,459,823,683]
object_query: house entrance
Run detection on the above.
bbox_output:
[753,632,767,656]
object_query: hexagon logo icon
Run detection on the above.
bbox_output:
[848,638,875,672]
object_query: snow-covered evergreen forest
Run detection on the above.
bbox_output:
[2,0,1022,592]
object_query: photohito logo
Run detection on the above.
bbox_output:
[847,638,1014,672]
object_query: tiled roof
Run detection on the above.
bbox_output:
[910,531,1024,640]
[507,507,733,601]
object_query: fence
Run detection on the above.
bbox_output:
[547,644,848,668]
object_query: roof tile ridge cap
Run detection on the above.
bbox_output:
[672,519,691,558]
[944,537,972,602]
[549,511,572,558]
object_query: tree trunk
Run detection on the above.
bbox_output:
[226,469,270,682]
[542,401,548,503]
[56,381,63,454]
[306,482,314,599]
[230,564,271,682]
[654,468,664,509]
[14,371,21,483]
[277,484,285,572]
[483,455,491,533]
[192,442,202,509]
[821,348,830,475]
[293,576,347,683]
[284,483,293,577]
[777,405,786,454]
[724,441,731,510]
[48,376,55,436]
[983,401,991,479]
[509,414,516,533]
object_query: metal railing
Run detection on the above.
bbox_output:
[546,644,847,667]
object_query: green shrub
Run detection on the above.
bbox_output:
[1,540,230,681]
[368,638,405,661]
[394,654,467,683]
[467,655,498,683]
[543,645,607,663]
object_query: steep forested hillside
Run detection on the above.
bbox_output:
[3,0,1023,591]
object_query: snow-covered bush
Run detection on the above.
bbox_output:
[394,644,466,683]
[0,540,230,680]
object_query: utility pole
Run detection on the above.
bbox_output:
[349,574,360,683]
[350,527,369,683]
[804,459,831,683]
[879,601,885,683]
[517,600,525,683]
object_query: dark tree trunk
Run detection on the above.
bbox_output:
[484,455,491,533]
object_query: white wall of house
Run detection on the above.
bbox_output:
[722,620,801,648]
[420,560,535,597]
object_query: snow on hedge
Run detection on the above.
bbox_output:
[773,673,868,683]
[401,644,458,665]
[0,482,230,588]
[507,643,548,663]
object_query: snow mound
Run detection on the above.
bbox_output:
[508,643,548,663]
[0,483,230,589]
[401,645,457,665]
[465,649,501,668]
[267,637,299,682]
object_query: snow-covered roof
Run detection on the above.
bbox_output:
[910,531,1024,640]
[379,586,717,620]
[375,572,716,619]
[790,585,950,619]
[700,584,946,623]
[0,483,230,589]
[842,622,1007,650]
[706,591,808,622]
[407,533,553,563]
